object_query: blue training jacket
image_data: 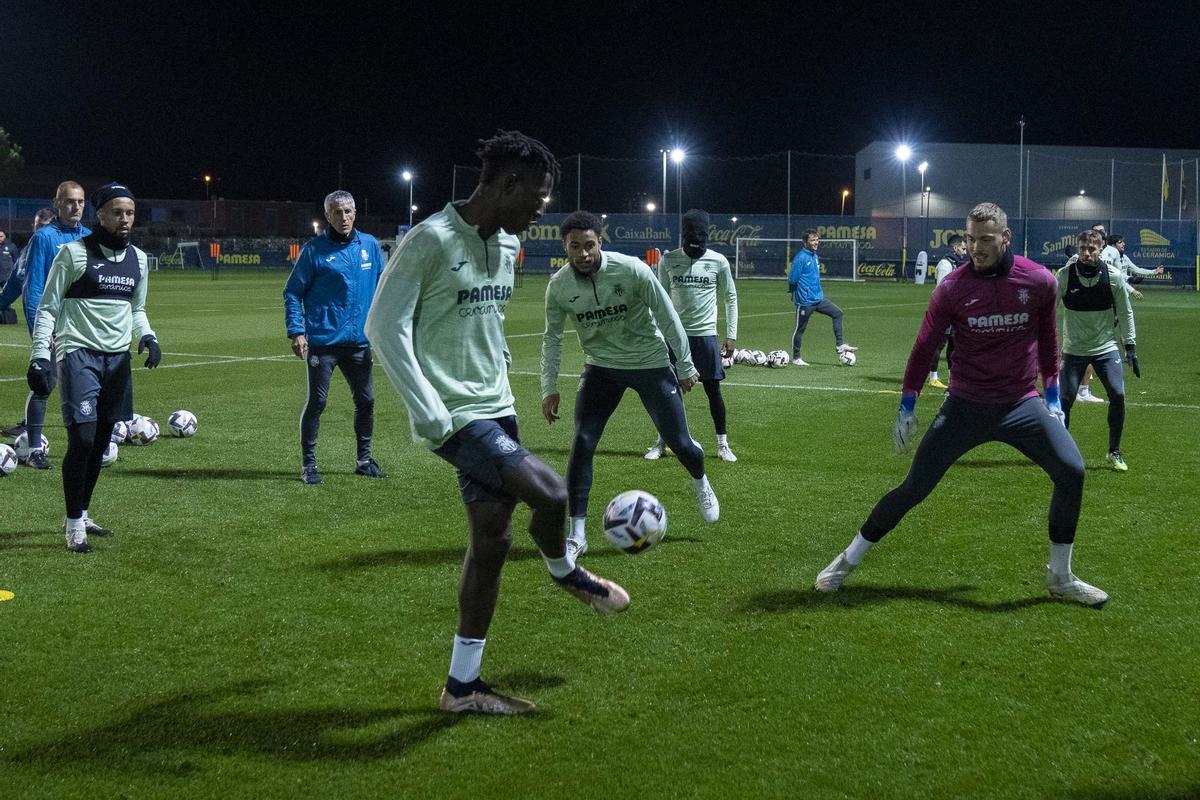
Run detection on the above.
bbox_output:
[283,229,385,347]
[788,247,824,306]
[0,220,90,334]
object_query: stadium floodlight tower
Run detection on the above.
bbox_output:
[896,144,912,278]
[402,170,414,227]
[671,148,686,244]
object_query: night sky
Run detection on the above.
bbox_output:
[4,2,1199,217]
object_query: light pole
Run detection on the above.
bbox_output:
[203,174,212,201]
[402,170,414,227]
[896,144,912,278]
[840,188,850,216]
[671,148,685,245]
[660,150,668,219]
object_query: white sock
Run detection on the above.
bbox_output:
[542,550,576,578]
[1049,542,1073,576]
[66,516,85,533]
[81,509,90,522]
[928,372,939,382]
[716,434,728,447]
[1078,385,1091,397]
[692,475,711,493]
[448,635,486,684]
[845,533,873,565]
[570,516,586,539]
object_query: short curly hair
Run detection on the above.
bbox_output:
[476,130,561,188]
[560,210,602,239]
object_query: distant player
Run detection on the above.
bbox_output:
[815,203,1107,608]
[1057,230,1137,471]
[0,230,18,286]
[645,208,739,462]
[541,210,721,558]
[0,183,90,467]
[788,229,856,366]
[29,183,160,553]
[926,234,967,389]
[366,131,629,716]
[1,208,56,438]
[283,190,386,484]
[1105,234,1162,296]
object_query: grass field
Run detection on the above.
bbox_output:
[1,271,1198,799]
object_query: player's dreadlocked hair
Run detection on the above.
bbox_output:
[476,130,561,188]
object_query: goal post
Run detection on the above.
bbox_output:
[734,237,861,281]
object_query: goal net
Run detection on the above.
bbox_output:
[734,237,861,281]
[159,241,206,270]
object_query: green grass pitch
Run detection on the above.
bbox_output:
[1,271,1197,799]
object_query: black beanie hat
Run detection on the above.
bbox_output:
[91,182,135,211]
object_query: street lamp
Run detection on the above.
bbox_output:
[731,216,738,223]
[203,174,212,201]
[645,201,657,212]
[312,220,320,235]
[402,169,414,227]
[671,148,685,244]
[841,188,850,216]
[896,144,912,277]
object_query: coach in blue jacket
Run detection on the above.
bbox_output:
[787,229,856,366]
[284,190,386,484]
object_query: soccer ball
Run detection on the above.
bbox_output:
[749,350,768,366]
[733,348,752,365]
[838,350,857,367]
[110,420,129,444]
[766,350,790,368]
[721,353,734,369]
[603,490,668,554]
[14,431,49,461]
[168,410,198,437]
[128,416,160,445]
[101,441,119,467]
[0,443,16,475]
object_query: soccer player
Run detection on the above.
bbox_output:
[788,229,856,366]
[0,230,18,286]
[0,183,90,467]
[1105,234,1163,295]
[1057,230,1137,471]
[366,131,629,716]
[926,234,967,389]
[645,208,739,462]
[29,183,160,553]
[814,203,1107,608]
[283,190,385,484]
[541,210,720,558]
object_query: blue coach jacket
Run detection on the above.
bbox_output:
[283,229,385,347]
[788,248,824,306]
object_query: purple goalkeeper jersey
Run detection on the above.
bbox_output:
[902,249,1060,404]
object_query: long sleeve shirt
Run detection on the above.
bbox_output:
[283,229,384,347]
[657,247,738,339]
[365,203,518,450]
[541,251,695,399]
[1055,258,1135,356]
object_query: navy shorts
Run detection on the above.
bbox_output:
[58,348,133,426]
[433,416,531,506]
[669,335,724,382]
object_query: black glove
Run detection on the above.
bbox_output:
[27,358,52,395]
[1125,343,1140,378]
[138,335,161,368]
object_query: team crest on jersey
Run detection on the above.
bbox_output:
[613,283,625,297]
[1018,288,1030,305]
[494,432,520,454]
[80,400,92,416]
[361,249,369,260]
[503,256,514,273]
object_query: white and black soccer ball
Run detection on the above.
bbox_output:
[14,431,49,462]
[110,420,129,444]
[125,415,145,443]
[603,490,668,554]
[0,443,17,475]
[766,350,790,368]
[838,350,857,367]
[168,409,198,438]
[750,350,768,366]
[733,348,752,365]
[721,353,734,369]
[100,441,119,467]
[128,416,160,445]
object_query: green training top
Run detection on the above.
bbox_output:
[1055,258,1136,357]
[365,202,519,450]
[31,239,154,362]
[541,250,695,399]
[657,247,738,339]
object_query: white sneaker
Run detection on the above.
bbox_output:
[716,443,738,462]
[1046,570,1109,608]
[566,533,588,558]
[1076,387,1105,404]
[64,526,92,554]
[792,357,810,367]
[694,476,719,522]
[814,551,857,592]
[836,343,858,353]
[644,443,665,460]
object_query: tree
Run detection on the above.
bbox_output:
[0,128,25,178]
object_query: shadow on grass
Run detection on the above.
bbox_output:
[742,584,1060,614]
[117,467,298,481]
[1066,784,1200,800]
[534,446,656,459]
[6,673,560,774]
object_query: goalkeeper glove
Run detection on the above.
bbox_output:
[893,393,919,453]
[27,358,52,396]
[1124,343,1140,378]
[1044,382,1065,426]
[138,335,161,368]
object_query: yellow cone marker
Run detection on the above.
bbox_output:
[0,590,14,602]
